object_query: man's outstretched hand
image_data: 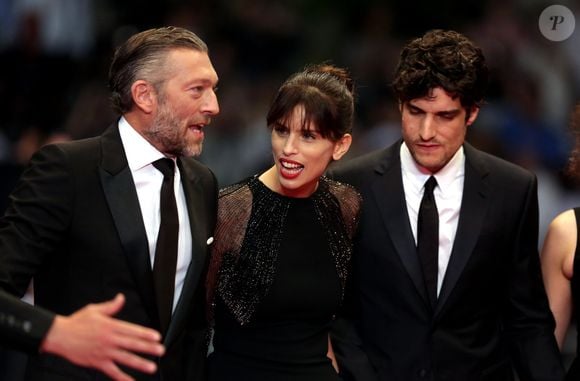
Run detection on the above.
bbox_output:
[41,293,165,381]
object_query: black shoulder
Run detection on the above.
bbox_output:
[324,177,362,206]
[219,175,256,199]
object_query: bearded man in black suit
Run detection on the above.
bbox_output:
[0,26,220,380]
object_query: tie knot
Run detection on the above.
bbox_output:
[153,158,175,178]
[424,176,437,195]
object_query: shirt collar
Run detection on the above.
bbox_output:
[400,142,465,193]
[118,117,167,171]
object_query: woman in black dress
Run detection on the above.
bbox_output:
[206,64,361,381]
[541,103,580,380]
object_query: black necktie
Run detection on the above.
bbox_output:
[417,176,438,309]
[152,158,179,335]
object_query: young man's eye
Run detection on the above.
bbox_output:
[439,113,457,120]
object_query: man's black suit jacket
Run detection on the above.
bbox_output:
[0,124,218,380]
[329,141,564,381]
[0,290,53,353]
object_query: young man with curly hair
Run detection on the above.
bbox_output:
[330,29,564,381]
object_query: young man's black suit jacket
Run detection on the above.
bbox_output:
[0,124,218,380]
[329,141,564,381]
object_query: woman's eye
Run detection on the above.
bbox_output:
[274,126,288,135]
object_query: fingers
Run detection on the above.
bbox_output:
[110,349,159,375]
[112,330,165,357]
[99,324,162,378]
[93,294,165,355]
[90,299,165,359]
[95,293,126,316]
[43,296,165,380]
[113,319,161,348]
[95,295,163,345]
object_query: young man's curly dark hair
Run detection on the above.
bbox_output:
[392,29,489,111]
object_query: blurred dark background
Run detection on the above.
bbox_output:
[0,0,578,378]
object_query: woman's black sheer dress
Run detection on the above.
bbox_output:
[206,176,361,381]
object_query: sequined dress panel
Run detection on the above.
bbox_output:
[207,176,361,381]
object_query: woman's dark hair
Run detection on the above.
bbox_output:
[266,64,355,141]
[108,26,208,114]
[392,29,488,110]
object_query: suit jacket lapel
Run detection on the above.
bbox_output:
[165,158,208,344]
[98,125,159,328]
[435,143,490,315]
[373,143,430,305]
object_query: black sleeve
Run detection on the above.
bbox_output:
[0,290,55,352]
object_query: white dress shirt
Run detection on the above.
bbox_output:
[401,142,464,295]
[118,117,192,312]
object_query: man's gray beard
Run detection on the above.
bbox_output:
[144,127,183,157]
[184,140,203,157]
[146,110,203,158]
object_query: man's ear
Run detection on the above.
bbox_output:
[332,133,352,161]
[131,80,157,114]
[466,106,480,126]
